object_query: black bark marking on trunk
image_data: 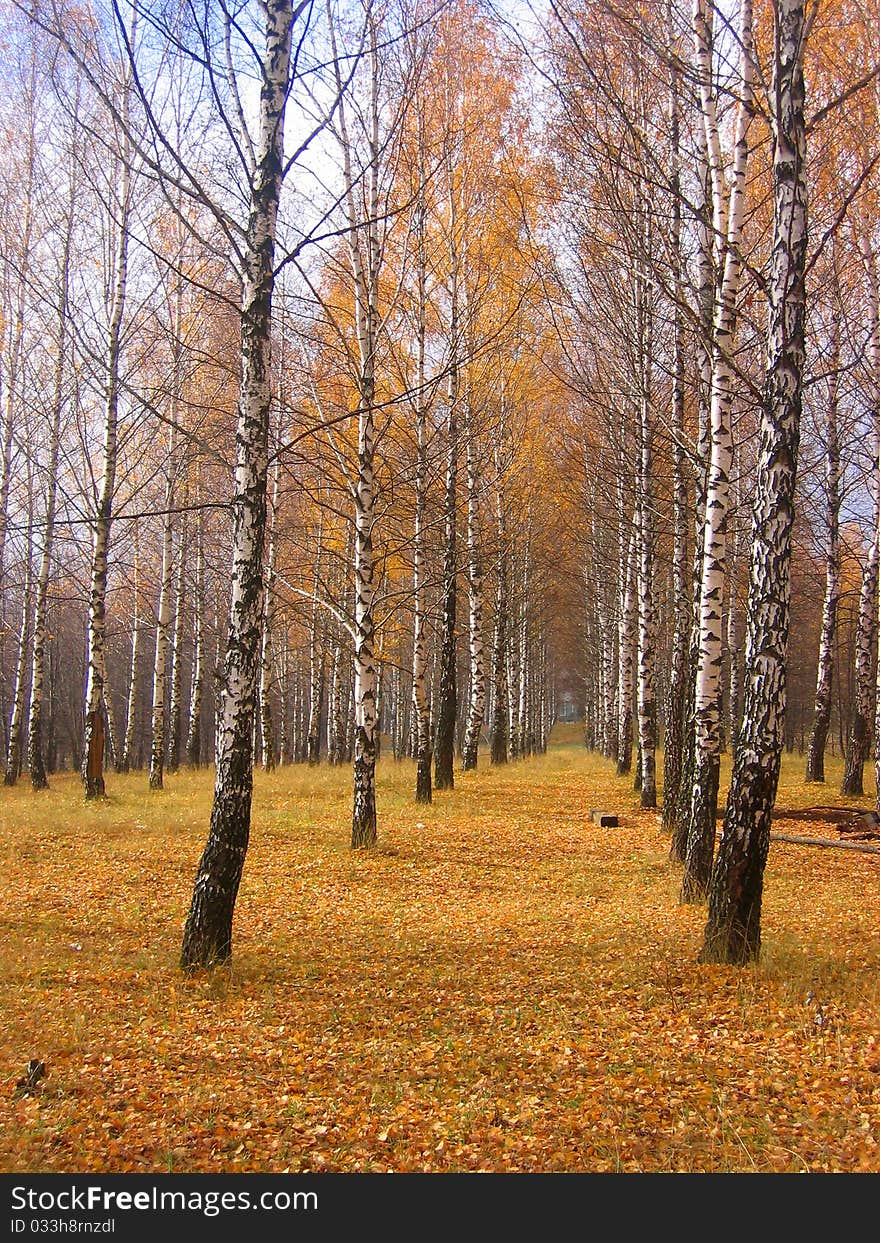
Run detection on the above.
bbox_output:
[700,0,807,966]
[180,0,293,971]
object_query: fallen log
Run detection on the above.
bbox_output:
[770,806,876,825]
[770,832,880,855]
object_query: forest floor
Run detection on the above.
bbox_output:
[2,726,880,1173]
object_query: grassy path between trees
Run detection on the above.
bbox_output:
[2,726,879,1172]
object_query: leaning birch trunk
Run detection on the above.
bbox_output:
[149,430,176,791]
[682,0,754,900]
[806,303,841,783]
[462,397,485,771]
[181,0,293,969]
[82,111,132,799]
[700,0,807,964]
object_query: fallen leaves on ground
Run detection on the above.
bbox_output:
[2,730,879,1173]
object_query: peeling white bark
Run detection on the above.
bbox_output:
[702,0,808,964]
[684,0,755,898]
[182,0,295,969]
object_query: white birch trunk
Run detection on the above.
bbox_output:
[701,0,808,964]
[276,619,289,766]
[683,0,755,899]
[805,302,841,783]
[82,109,132,799]
[260,451,280,771]
[186,501,204,768]
[28,136,74,789]
[306,514,324,764]
[507,576,520,761]
[435,126,461,792]
[149,428,176,791]
[842,526,878,795]
[181,0,294,969]
[662,1,691,831]
[411,191,433,798]
[864,247,880,808]
[167,510,187,774]
[0,52,37,600]
[490,442,509,766]
[5,489,33,785]
[462,397,485,770]
[636,301,657,808]
[121,523,141,773]
[670,97,714,862]
[617,528,637,776]
[328,12,382,846]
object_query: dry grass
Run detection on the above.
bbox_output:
[1,726,879,1173]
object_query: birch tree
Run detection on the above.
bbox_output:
[27,81,77,790]
[327,5,384,846]
[148,425,177,790]
[700,0,808,965]
[681,0,756,901]
[662,14,692,830]
[82,47,134,799]
[805,293,841,782]
[182,0,300,967]
[408,146,434,800]
[4,463,33,785]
